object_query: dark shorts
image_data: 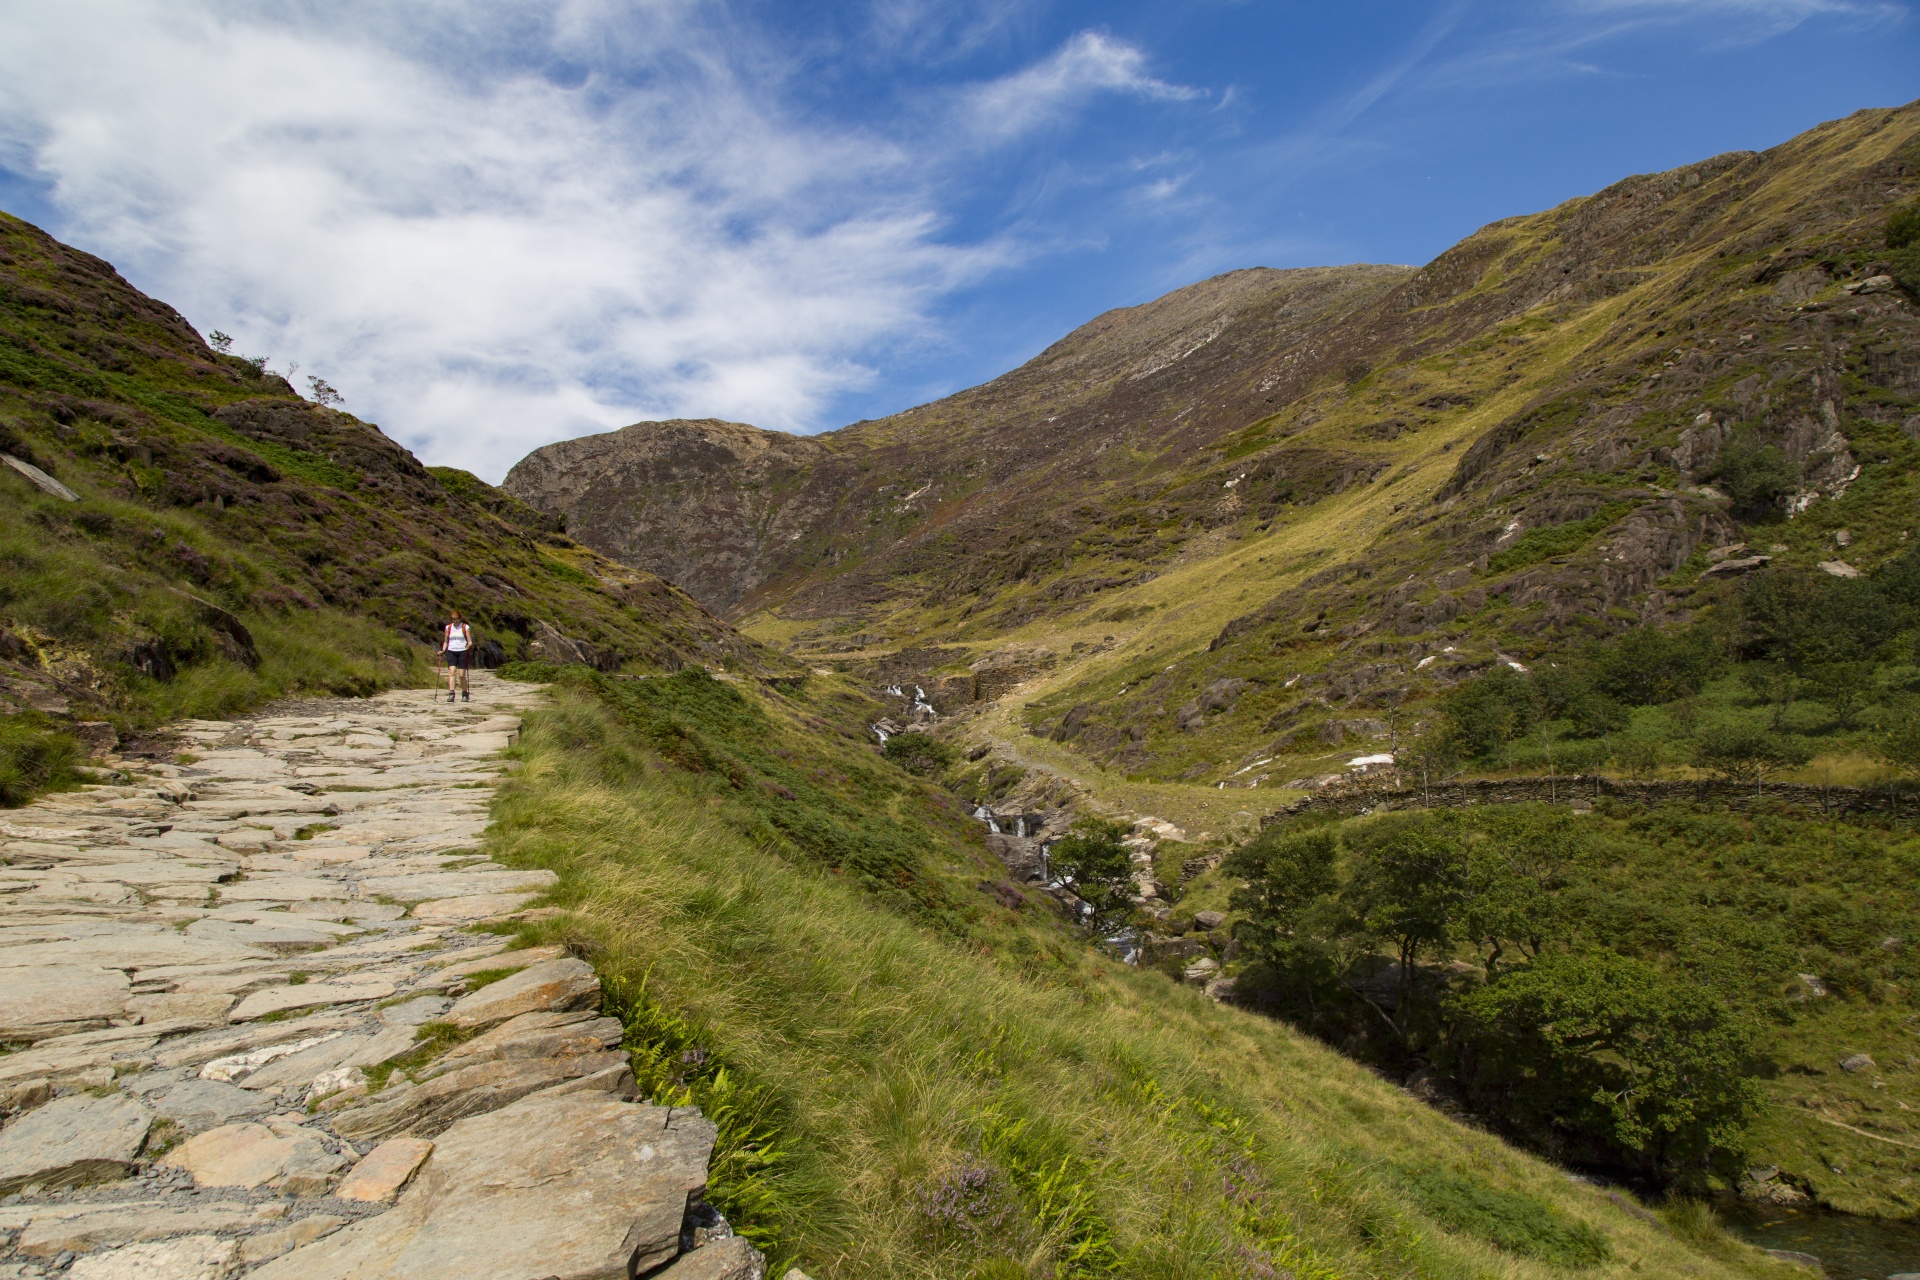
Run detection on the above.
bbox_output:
[445,649,473,669]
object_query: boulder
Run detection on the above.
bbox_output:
[0,1092,151,1193]
[161,1122,347,1192]
[252,1094,717,1280]
[1192,910,1227,930]
[440,957,600,1032]
[1839,1053,1876,1073]
[67,1235,238,1280]
[656,1236,767,1280]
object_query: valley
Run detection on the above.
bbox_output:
[2,93,1920,1279]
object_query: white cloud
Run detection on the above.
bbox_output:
[0,2,1198,479]
[965,31,1204,141]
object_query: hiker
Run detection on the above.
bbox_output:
[441,609,476,702]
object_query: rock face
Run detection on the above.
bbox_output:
[0,676,760,1279]
[503,267,1406,620]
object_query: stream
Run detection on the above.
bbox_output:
[1717,1199,1920,1278]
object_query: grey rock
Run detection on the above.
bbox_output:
[237,1034,372,1091]
[10,1200,260,1256]
[251,1094,716,1280]
[0,965,129,1043]
[138,1078,273,1135]
[440,957,600,1032]
[238,1215,346,1264]
[66,1235,238,1279]
[0,1093,152,1193]
[352,869,555,904]
[376,996,449,1026]
[655,1237,767,1280]
[331,1052,630,1143]
[418,1011,621,1080]
[1840,1053,1877,1073]
[1192,910,1226,930]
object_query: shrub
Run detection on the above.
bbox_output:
[0,715,80,807]
[1046,819,1136,930]
[1438,665,1539,759]
[882,731,954,777]
[1392,1164,1613,1266]
[1712,430,1798,520]
[1690,722,1812,786]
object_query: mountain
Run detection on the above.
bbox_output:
[507,101,1920,783]
[0,208,776,794]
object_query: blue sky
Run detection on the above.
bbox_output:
[1,1,1915,478]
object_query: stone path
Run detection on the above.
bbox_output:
[0,672,766,1280]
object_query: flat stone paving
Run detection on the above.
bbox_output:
[0,673,763,1280]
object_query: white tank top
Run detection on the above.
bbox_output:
[445,623,471,652]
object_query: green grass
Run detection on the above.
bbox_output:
[483,671,1784,1279]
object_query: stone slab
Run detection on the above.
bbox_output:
[67,1234,238,1280]
[162,1122,347,1190]
[0,1092,152,1193]
[229,980,396,1022]
[0,964,129,1041]
[409,892,540,921]
[441,957,599,1032]
[657,1237,768,1280]
[354,869,556,904]
[253,1094,716,1280]
[14,1200,261,1256]
[335,1137,434,1203]
[134,1076,274,1134]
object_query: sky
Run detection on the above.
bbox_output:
[0,1,1915,481]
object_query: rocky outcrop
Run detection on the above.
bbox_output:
[0,674,763,1279]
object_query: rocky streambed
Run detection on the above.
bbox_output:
[0,673,779,1280]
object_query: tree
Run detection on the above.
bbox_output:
[1691,722,1813,789]
[1225,827,1338,975]
[1713,429,1798,520]
[1589,627,1717,707]
[1342,816,1467,1038]
[1610,734,1665,781]
[1446,951,1760,1174]
[1403,730,1463,802]
[882,732,953,777]
[1458,809,1586,978]
[305,375,345,408]
[206,330,234,354]
[1046,819,1136,931]
[1439,666,1540,761]
[1739,660,1800,731]
[1805,661,1875,730]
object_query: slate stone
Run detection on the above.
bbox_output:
[441,957,599,1032]
[0,965,129,1042]
[162,1122,347,1191]
[655,1237,768,1280]
[138,1077,273,1134]
[12,1200,260,1256]
[330,1051,629,1142]
[66,1234,238,1280]
[228,980,395,1022]
[252,1094,716,1280]
[334,1138,434,1203]
[353,869,556,904]
[375,996,448,1027]
[0,1092,152,1193]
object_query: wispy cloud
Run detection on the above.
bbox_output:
[0,3,1201,478]
[964,31,1205,140]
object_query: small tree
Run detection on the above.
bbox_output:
[882,732,954,778]
[1714,429,1799,521]
[305,375,345,408]
[1342,816,1468,1039]
[1459,808,1586,978]
[1805,661,1875,730]
[1691,722,1813,790]
[1226,828,1338,967]
[1047,819,1136,931]
[206,330,234,354]
[1610,734,1665,781]
[1740,660,1800,731]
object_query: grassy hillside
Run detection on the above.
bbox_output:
[0,209,776,800]
[486,665,1796,1279]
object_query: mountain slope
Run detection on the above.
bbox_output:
[0,209,776,794]
[508,100,1920,787]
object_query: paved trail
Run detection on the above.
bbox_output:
[0,672,766,1280]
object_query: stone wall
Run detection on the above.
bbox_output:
[1261,774,1913,826]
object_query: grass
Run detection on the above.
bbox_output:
[483,671,1790,1279]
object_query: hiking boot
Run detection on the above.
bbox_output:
[461,691,470,702]
[446,691,456,702]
